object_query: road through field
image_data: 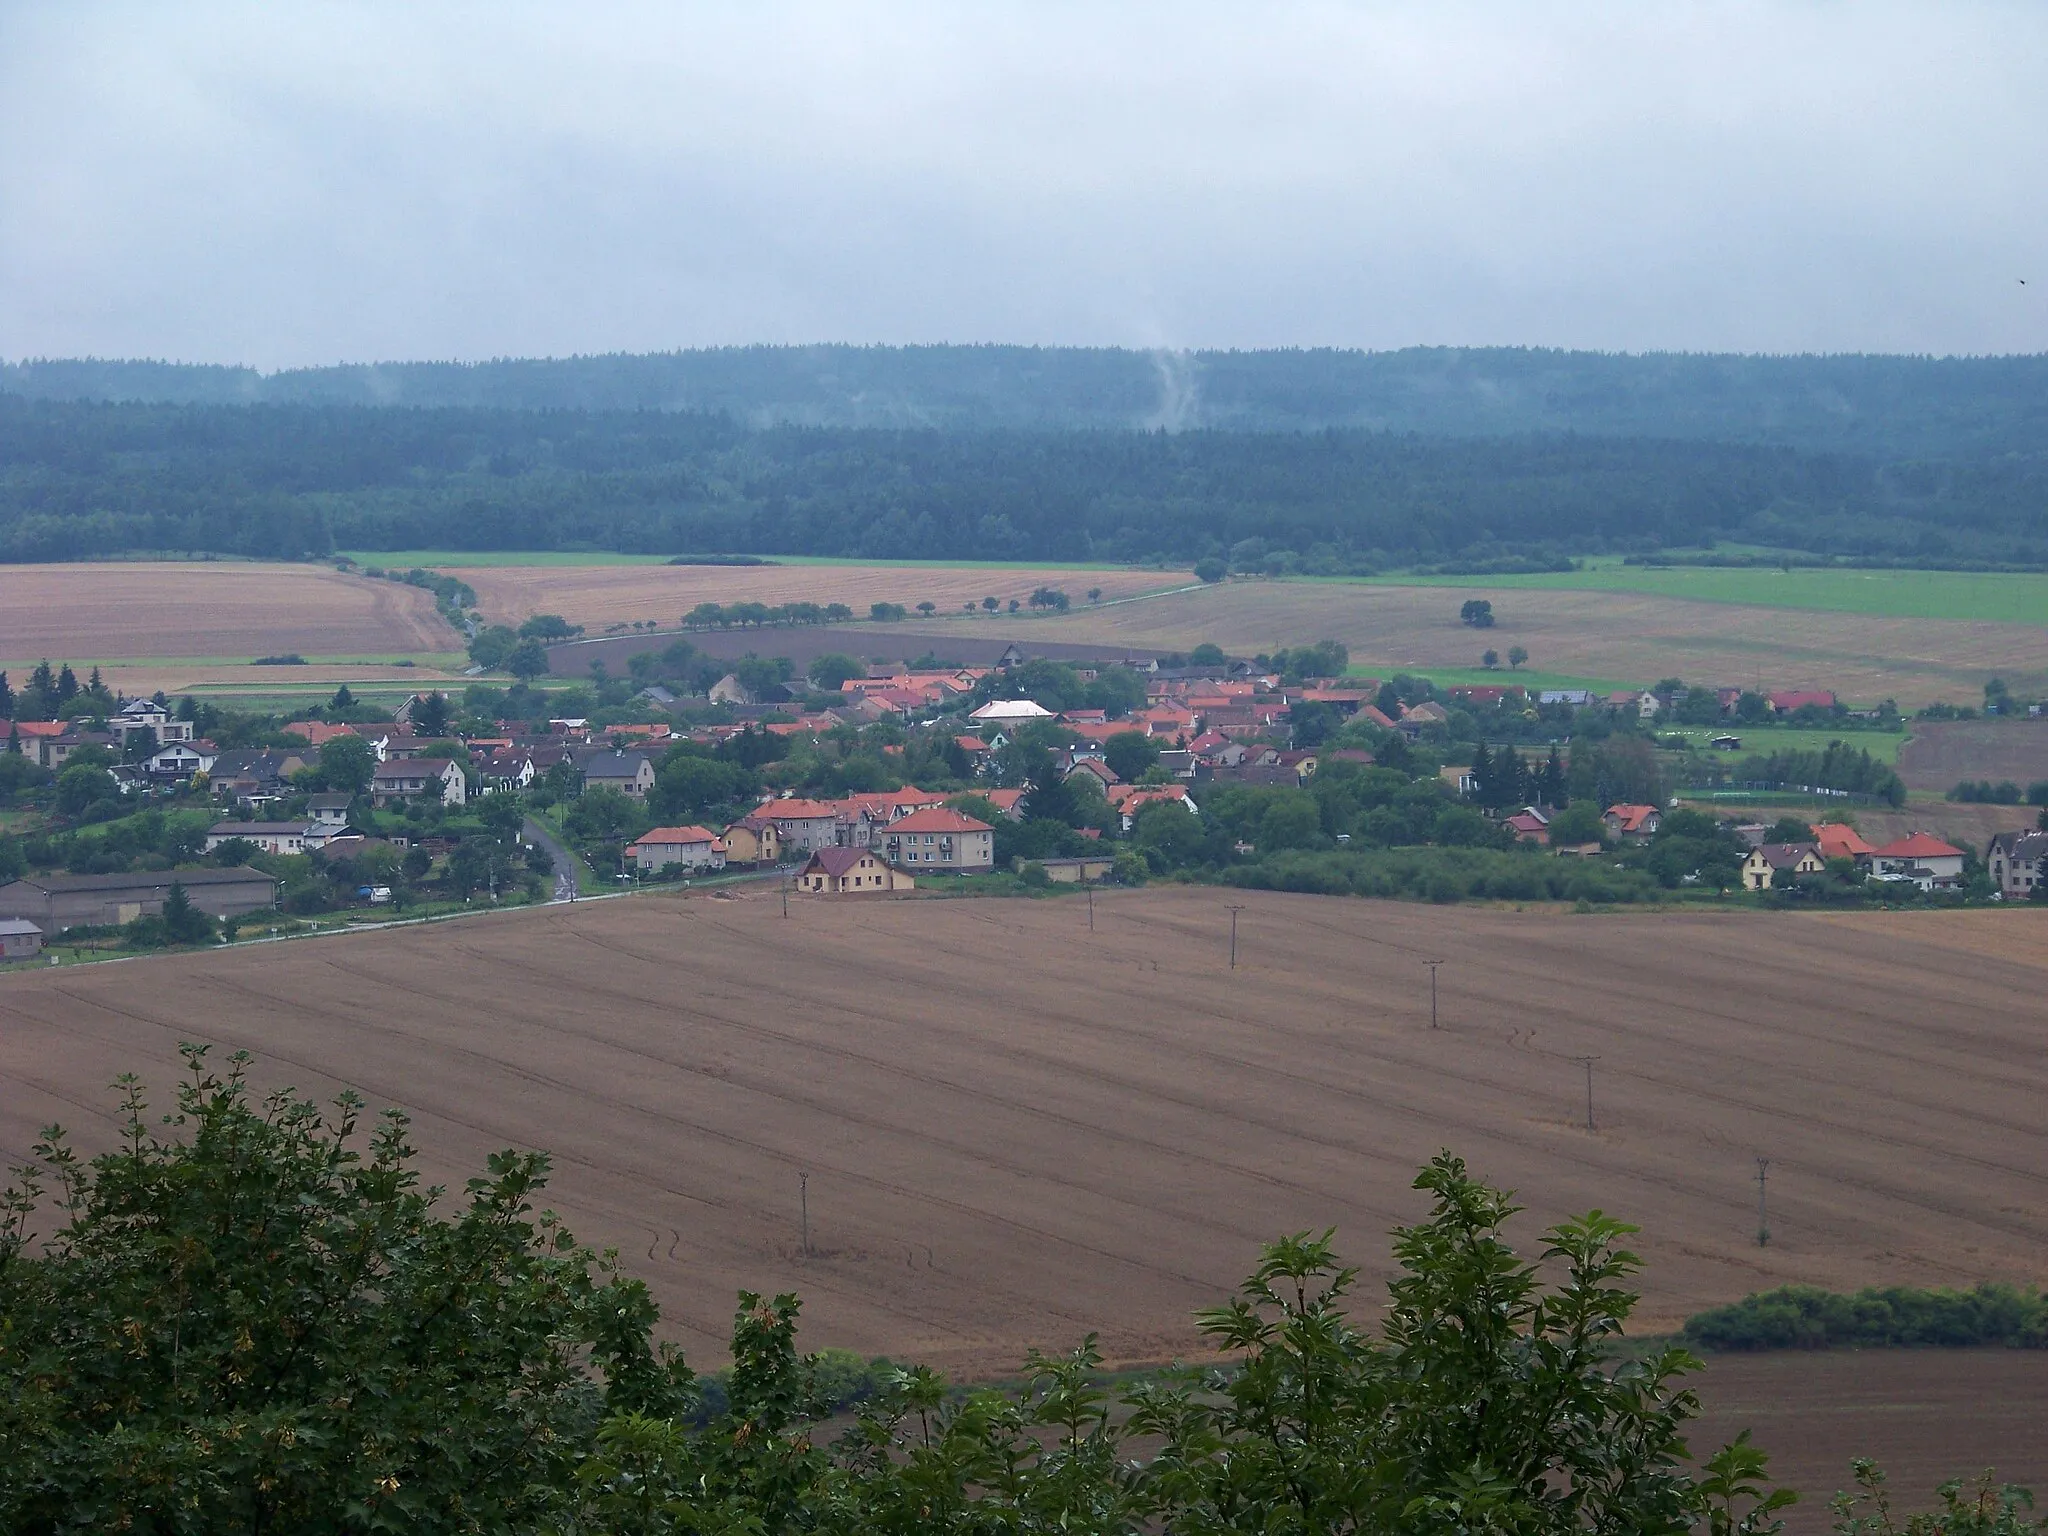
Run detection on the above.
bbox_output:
[6,889,2048,1390]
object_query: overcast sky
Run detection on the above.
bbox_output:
[2,3,2043,368]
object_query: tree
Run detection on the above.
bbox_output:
[870,602,907,622]
[982,595,1000,611]
[1007,598,1021,612]
[1483,648,1501,669]
[1102,730,1160,784]
[0,670,12,719]
[54,763,119,817]
[1460,598,1496,628]
[505,638,551,680]
[1194,556,1228,583]
[55,664,78,704]
[1507,645,1529,670]
[1189,642,1227,667]
[159,880,216,944]
[1087,587,1102,602]
[411,691,453,737]
[916,601,938,618]
[518,613,582,640]
[317,735,377,796]
[807,653,867,691]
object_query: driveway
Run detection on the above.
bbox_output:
[522,816,583,902]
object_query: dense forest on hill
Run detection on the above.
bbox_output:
[2,390,2045,566]
[7,344,2048,454]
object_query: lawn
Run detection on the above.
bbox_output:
[1347,564,2048,624]
[1658,723,1910,764]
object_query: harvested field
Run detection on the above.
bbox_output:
[1690,1350,2048,1532]
[7,890,2048,1392]
[0,562,450,665]
[968,582,2048,709]
[449,562,1189,632]
[1898,719,2048,792]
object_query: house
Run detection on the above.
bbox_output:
[1536,689,1599,708]
[797,847,913,895]
[144,740,218,782]
[1987,830,2048,898]
[205,821,319,856]
[1813,822,1876,870]
[970,699,1056,724]
[208,749,310,804]
[1602,804,1662,841]
[0,867,278,928]
[0,918,43,961]
[1062,757,1120,789]
[30,731,118,771]
[1872,833,1967,890]
[1709,734,1743,751]
[1741,842,1826,890]
[879,807,996,873]
[1504,809,1551,846]
[1768,690,1837,716]
[282,720,363,749]
[758,798,845,854]
[479,751,539,792]
[979,787,1028,819]
[1105,783,1198,833]
[628,825,728,874]
[1036,855,1117,883]
[1396,701,1450,736]
[721,815,782,866]
[306,792,354,831]
[575,750,655,800]
[111,698,194,747]
[1439,765,1479,798]
[370,755,467,807]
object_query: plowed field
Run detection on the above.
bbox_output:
[965,581,2048,708]
[7,890,2048,1393]
[0,563,449,666]
[449,563,1190,630]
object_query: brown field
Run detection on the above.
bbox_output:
[1690,1351,2048,1532]
[448,562,1190,631]
[968,581,2048,708]
[1898,719,2048,792]
[7,889,2048,1390]
[0,563,450,668]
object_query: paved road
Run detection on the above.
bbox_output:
[522,816,582,902]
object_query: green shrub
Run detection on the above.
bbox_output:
[1684,1284,2048,1351]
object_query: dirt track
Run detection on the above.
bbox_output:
[5,890,2048,1384]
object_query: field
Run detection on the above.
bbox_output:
[1362,562,2048,626]
[960,580,2048,708]
[447,562,1193,632]
[1897,719,2048,792]
[9,888,2048,1375]
[1661,724,1910,763]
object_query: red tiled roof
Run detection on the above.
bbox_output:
[631,825,721,848]
[1874,833,1963,859]
[1813,823,1875,858]
[761,798,842,820]
[888,807,993,834]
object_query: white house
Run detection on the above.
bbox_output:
[205,821,319,856]
[627,825,728,874]
[370,756,467,807]
[113,698,195,747]
[970,699,1056,724]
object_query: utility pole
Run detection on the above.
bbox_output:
[1425,959,1443,1029]
[800,1171,810,1257]
[1086,883,1094,932]
[1571,1055,1599,1130]
[781,866,789,918]
[1225,904,1245,969]
[1755,1158,1771,1247]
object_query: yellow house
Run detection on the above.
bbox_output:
[797,847,913,895]
[721,815,781,867]
[1741,842,1825,890]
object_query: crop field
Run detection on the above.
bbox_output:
[0,563,451,674]
[1362,562,2048,626]
[1897,719,2048,792]
[447,562,1192,631]
[8,888,2048,1389]
[969,581,2048,708]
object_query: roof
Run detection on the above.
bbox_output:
[207,822,315,837]
[1604,804,1660,831]
[1754,842,1822,869]
[970,699,1056,721]
[1989,830,2048,859]
[631,825,722,848]
[373,757,454,778]
[1,867,275,893]
[1813,823,1875,858]
[0,918,42,936]
[804,846,877,877]
[578,752,651,777]
[888,807,993,834]
[1874,832,1964,859]
[761,798,842,820]
[1769,690,1837,711]
[306,792,353,808]
[982,788,1027,815]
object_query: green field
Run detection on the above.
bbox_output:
[1350,563,2048,624]
[1346,664,1633,695]
[1657,724,1909,763]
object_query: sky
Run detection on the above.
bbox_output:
[2,2,2044,368]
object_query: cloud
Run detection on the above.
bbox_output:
[2,1,2043,366]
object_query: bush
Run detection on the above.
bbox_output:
[1684,1284,2048,1351]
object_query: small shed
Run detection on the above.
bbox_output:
[0,918,44,961]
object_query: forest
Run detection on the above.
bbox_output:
[3,383,2045,567]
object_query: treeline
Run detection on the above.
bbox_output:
[1684,1284,2048,1351]
[10,345,2048,457]
[5,391,2048,566]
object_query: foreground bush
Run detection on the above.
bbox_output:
[0,1047,2027,1532]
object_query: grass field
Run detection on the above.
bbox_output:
[448,562,1191,631]
[9,886,2048,1386]
[967,580,2047,708]
[1356,563,2048,625]
[1659,724,1910,763]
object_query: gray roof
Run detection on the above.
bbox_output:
[1,867,276,893]
[581,752,652,777]
[0,918,42,936]
[307,792,353,808]
[207,822,315,837]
